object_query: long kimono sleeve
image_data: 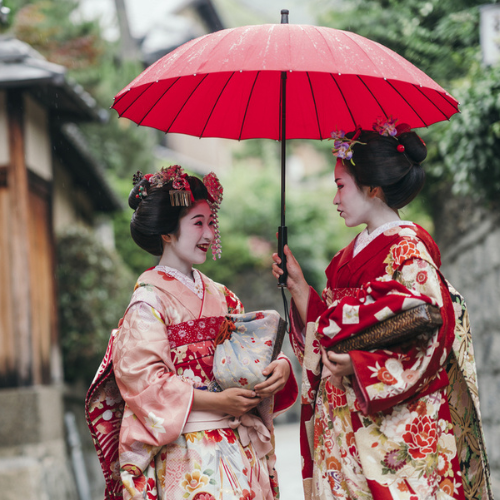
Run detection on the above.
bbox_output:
[289,286,327,365]
[318,240,456,415]
[113,290,194,451]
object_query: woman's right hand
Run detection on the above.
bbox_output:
[272,245,308,294]
[218,388,261,417]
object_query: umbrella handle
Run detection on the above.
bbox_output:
[277,225,288,288]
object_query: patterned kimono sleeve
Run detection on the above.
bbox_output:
[112,287,194,449]
[318,237,456,415]
[289,286,327,365]
[222,285,245,314]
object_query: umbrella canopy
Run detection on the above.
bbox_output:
[112,14,459,287]
[112,22,459,139]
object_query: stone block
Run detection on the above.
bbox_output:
[0,456,42,500]
[484,230,500,269]
[483,423,500,470]
[477,331,500,372]
[490,468,500,500]
[0,385,64,447]
[476,374,500,425]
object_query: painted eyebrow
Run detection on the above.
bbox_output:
[334,178,341,183]
[190,213,214,220]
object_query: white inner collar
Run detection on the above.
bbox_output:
[155,265,204,299]
[353,220,414,257]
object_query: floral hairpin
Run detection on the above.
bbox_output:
[373,116,398,137]
[149,165,195,206]
[373,117,414,154]
[328,128,364,164]
[203,172,223,260]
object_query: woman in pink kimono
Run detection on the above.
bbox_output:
[87,165,298,500]
[272,120,492,500]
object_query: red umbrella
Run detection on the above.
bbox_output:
[112,11,459,284]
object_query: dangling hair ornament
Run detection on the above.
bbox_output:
[132,171,144,185]
[148,165,195,206]
[203,172,223,260]
[132,171,148,200]
[328,127,364,165]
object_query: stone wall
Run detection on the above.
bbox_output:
[434,195,500,496]
[0,386,79,500]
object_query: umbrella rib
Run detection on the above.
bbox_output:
[137,78,181,126]
[416,86,459,120]
[239,71,260,141]
[165,74,210,134]
[116,82,155,118]
[113,90,130,108]
[356,75,388,117]
[385,80,428,127]
[200,72,235,138]
[329,74,357,129]
[307,72,323,140]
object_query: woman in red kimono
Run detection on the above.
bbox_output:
[272,119,492,500]
[86,165,298,500]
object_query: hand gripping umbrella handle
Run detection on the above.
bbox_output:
[278,225,288,288]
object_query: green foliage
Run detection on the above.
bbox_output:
[56,227,135,384]
[318,0,483,83]
[435,63,500,205]
[6,0,105,73]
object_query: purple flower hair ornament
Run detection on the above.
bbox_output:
[373,116,398,137]
[328,128,364,164]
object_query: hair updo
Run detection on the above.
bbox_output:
[345,129,427,209]
[128,174,209,256]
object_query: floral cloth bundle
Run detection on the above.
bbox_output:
[213,310,285,391]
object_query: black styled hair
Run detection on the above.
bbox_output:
[344,129,427,209]
[128,174,209,256]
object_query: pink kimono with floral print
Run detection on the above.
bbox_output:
[290,222,492,500]
[88,267,298,500]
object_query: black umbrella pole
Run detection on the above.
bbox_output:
[278,68,288,288]
[278,225,288,287]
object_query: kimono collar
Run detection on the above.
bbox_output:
[155,265,204,299]
[354,220,414,257]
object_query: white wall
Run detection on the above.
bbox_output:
[0,91,9,166]
[25,95,52,181]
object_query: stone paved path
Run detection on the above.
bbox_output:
[274,422,304,499]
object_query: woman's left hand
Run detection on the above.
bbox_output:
[254,359,290,399]
[321,347,354,377]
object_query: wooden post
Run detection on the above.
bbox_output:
[7,89,32,386]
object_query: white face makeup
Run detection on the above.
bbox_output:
[332,159,401,233]
[160,200,215,275]
[333,159,375,229]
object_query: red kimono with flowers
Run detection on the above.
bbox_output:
[290,222,492,500]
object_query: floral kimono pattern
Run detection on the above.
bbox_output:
[87,268,298,500]
[290,222,492,500]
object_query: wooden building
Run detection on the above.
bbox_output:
[0,34,121,498]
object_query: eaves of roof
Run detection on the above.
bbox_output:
[0,35,107,123]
